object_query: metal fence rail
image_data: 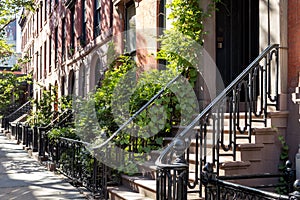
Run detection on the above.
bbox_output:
[3,101,31,130]
[154,44,298,199]
[47,136,109,199]
[201,162,299,200]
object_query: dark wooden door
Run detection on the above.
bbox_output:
[216,0,259,87]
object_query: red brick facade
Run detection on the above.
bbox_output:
[288,0,300,88]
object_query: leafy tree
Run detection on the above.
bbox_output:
[0,0,34,60]
[0,71,31,111]
[0,0,34,112]
[158,0,220,85]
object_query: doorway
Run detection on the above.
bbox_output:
[216,0,259,87]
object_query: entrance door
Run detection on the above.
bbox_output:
[216,0,259,87]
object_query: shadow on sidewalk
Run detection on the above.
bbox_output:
[0,133,86,200]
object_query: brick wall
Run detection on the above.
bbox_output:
[288,0,300,88]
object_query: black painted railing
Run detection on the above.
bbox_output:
[44,133,118,199]
[37,109,73,158]
[3,101,31,130]
[0,102,21,127]
[155,44,290,199]
[88,74,182,173]
[52,137,108,199]
[201,162,299,200]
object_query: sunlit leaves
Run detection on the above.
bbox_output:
[0,71,31,111]
[0,0,34,60]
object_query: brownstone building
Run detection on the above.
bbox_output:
[18,0,300,198]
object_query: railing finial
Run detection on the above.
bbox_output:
[290,180,300,199]
[173,138,186,164]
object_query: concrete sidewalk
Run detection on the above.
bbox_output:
[0,132,87,200]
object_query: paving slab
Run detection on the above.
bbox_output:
[0,133,86,200]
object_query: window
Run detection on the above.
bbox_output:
[61,76,65,96]
[70,7,75,50]
[36,52,39,81]
[95,58,103,87]
[79,66,86,97]
[54,81,58,111]
[40,2,43,28]
[54,26,58,68]
[44,0,47,20]
[81,0,87,44]
[44,41,46,78]
[94,0,101,38]
[110,0,113,28]
[36,9,39,34]
[49,0,52,14]
[49,34,52,72]
[62,17,66,62]
[125,2,136,54]
[68,70,75,95]
[40,46,42,79]
[158,0,166,69]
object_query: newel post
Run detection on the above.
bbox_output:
[289,180,300,200]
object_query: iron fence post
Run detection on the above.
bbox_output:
[285,160,296,194]
[37,126,45,155]
[22,123,26,145]
[173,138,188,200]
[201,163,216,200]
[289,180,300,200]
[31,126,37,151]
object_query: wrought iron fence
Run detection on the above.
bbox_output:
[21,124,38,152]
[0,102,21,127]
[155,44,288,199]
[37,109,73,158]
[201,162,299,200]
[46,136,110,199]
[3,101,31,130]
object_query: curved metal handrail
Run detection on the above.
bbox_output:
[6,101,31,119]
[40,109,73,131]
[155,44,280,168]
[91,74,182,150]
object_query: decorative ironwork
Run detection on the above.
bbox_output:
[37,109,73,158]
[0,102,20,127]
[156,138,188,200]
[46,136,109,199]
[201,162,300,200]
[3,101,31,130]
[156,44,281,199]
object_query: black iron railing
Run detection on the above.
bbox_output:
[87,74,182,174]
[3,101,31,130]
[201,162,299,200]
[155,44,284,199]
[0,102,21,127]
[38,109,73,158]
[45,136,110,199]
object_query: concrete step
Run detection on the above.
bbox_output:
[112,111,287,199]
[220,161,252,176]
[108,186,154,200]
[121,174,156,199]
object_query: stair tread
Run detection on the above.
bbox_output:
[108,186,154,200]
[122,174,156,191]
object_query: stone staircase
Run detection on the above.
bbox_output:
[107,110,288,199]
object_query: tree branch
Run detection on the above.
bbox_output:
[0,18,16,33]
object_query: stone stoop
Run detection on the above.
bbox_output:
[108,186,154,200]
[220,161,251,176]
[236,143,264,173]
[108,174,156,200]
[108,111,288,199]
[253,127,282,174]
[107,173,204,200]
